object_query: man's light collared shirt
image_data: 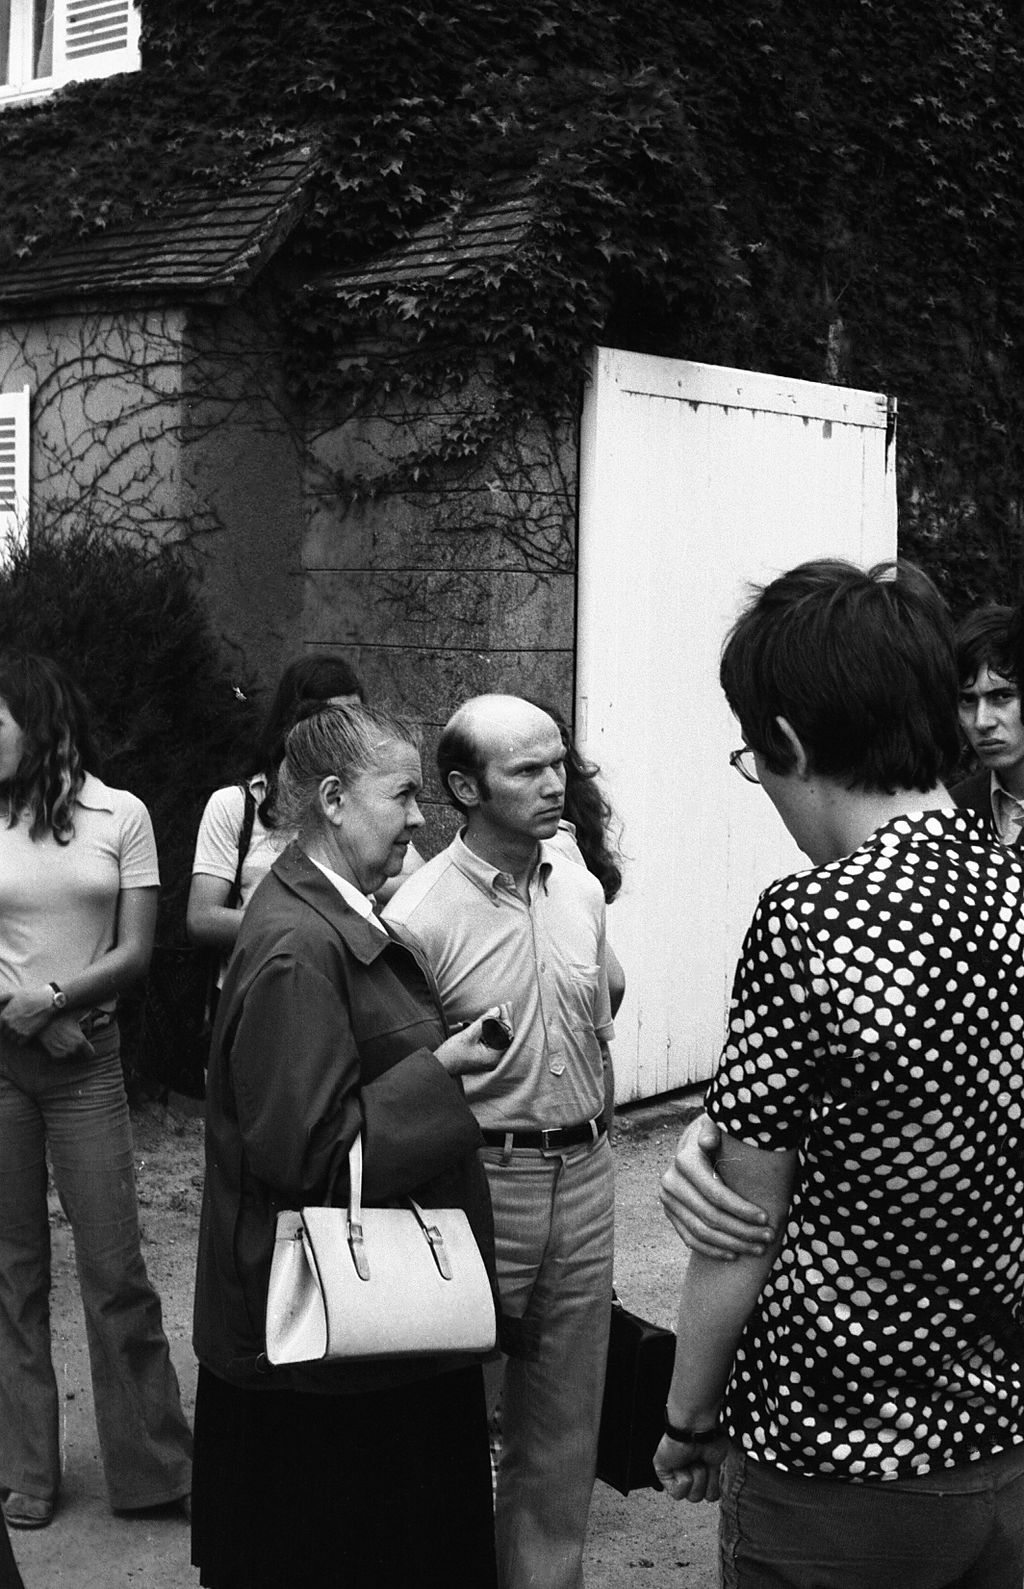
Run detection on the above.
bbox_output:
[989,774,1024,847]
[383,832,613,1132]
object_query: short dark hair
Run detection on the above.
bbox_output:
[719,559,959,794]
[436,716,490,814]
[954,604,1017,687]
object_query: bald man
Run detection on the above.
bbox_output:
[384,695,615,1589]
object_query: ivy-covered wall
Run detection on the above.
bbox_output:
[0,309,184,535]
[4,0,1024,620]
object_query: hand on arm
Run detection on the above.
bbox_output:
[655,1132,796,1503]
[660,1113,776,1259]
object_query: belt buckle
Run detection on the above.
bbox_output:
[540,1126,562,1155]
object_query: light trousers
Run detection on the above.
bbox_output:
[0,1025,192,1507]
[482,1134,614,1589]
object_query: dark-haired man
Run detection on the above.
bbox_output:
[952,604,1024,847]
[384,694,614,1589]
[653,560,1024,1588]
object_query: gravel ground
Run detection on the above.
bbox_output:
[8,1092,719,1589]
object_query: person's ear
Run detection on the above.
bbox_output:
[775,716,810,779]
[447,769,482,809]
[318,775,346,825]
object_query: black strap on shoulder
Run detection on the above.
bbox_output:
[225,783,258,909]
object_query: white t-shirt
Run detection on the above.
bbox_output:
[191,775,282,910]
[0,772,159,997]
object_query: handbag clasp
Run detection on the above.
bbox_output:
[420,1220,453,1281]
[347,1219,370,1281]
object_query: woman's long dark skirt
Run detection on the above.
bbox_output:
[191,1363,498,1589]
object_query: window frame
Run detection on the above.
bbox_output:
[0,0,140,105]
[0,385,31,563]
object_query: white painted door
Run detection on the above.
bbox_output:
[577,349,897,1101]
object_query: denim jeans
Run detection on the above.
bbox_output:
[720,1445,1024,1589]
[482,1134,615,1589]
[0,1024,192,1507]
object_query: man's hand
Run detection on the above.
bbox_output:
[660,1114,775,1259]
[435,1009,507,1077]
[653,1428,730,1503]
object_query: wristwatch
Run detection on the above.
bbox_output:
[48,982,67,1011]
[663,1409,720,1444]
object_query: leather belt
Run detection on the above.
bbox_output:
[480,1116,606,1153]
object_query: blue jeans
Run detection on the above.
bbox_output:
[0,1025,192,1507]
[720,1446,1024,1589]
[482,1134,615,1589]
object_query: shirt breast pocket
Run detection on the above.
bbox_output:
[569,961,601,1012]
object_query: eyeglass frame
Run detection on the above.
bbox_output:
[729,745,760,784]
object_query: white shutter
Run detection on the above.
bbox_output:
[52,0,140,86]
[0,386,30,559]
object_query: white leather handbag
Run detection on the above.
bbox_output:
[265,1133,496,1365]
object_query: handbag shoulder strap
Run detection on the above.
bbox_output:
[224,782,258,910]
[347,1132,364,1219]
[345,1134,370,1279]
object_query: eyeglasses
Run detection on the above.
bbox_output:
[729,745,760,785]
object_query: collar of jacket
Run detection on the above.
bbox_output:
[269,839,399,966]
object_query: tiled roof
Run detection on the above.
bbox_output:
[0,144,318,311]
[315,181,536,297]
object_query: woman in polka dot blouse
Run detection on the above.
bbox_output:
[654,561,1024,1589]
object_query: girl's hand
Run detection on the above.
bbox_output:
[0,987,57,1042]
[37,1013,95,1062]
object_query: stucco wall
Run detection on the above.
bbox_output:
[0,295,308,692]
[0,306,186,536]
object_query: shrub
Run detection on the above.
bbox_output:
[0,518,259,1093]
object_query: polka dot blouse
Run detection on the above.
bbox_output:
[706,809,1024,1483]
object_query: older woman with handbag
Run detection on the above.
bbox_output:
[191,701,502,1589]
[0,652,192,1531]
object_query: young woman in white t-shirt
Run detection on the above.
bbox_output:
[0,652,192,1530]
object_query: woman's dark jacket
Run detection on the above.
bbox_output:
[192,841,494,1394]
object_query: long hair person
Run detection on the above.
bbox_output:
[0,651,191,1531]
